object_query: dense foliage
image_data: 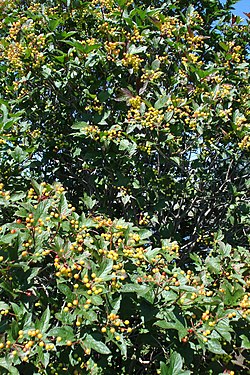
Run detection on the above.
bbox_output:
[0,0,249,373]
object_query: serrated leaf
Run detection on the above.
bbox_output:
[82,193,97,209]
[84,334,111,354]
[10,320,19,341]
[38,346,50,368]
[128,44,147,54]
[59,193,70,215]
[170,157,180,166]
[119,139,137,156]
[165,352,190,375]
[72,121,88,130]
[205,257,221,274]
[155,320,187,340]
[222,280,244,305]
[10,146,27,163]
[10,302,24,318]
[114,334,127,358]
[27,267,40,283]
[0,232,18,244]
[155,96,168,109]
[31,180,42,196]
[98,259,113,280]
[10,192,26,202]
[152,59,160,70]
[57,283,74,300]
[215,319,233,342]
[207,339,226,354]
[36,306,51,332]
[34,200,50,223]
[121,284,150,296]
[0,358,19,375]
[110,296,121,315]
[48,326,75,342]
[138,229,152,240]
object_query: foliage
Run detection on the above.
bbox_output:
[0,0,249,248]
[0,0,249,373]
[0,183,249,374]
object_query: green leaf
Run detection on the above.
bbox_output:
[205,257,221,274]
[98,259,113,281]
[164,110,174,123]
[162,290,179,304]
[0,282,17,297]
[170,157,180,166]
[219,41,229,51]
[54,311,75,325]
[152,59,161,70]
[72,121,88,130]
[84,334,111,354]
[10,302,25,318]
[38,346,50,368]
[0,358,19,375]
[155,320,187,340]
[110,296,121,315]
[82,193,97,209]
[214,319,233,342]
[10,192,26,202]
[207,339,226,355]
[31,180,43,196]
[10,146,28,163]
[119,139,137,156]
[121,284,151,296]
[138,229,152,240]
[165,352,190,375]
[57,283,74,300]
[114,334,127,358]
[0,104,8,124]
[218,241,231,257]
[0,232,18,244]
[48,18,61,31]
[61,40,101,53]
[10,320,19,341]
[36,306,51,332]
[27,267,40,283]
[59,193,70,215]
[155,96,168,109]
[121,195,131,206]
[81,309,98,322]
[127,45,147,54]
[240,335,250,349]
[34,200,50,223]
[222,280,244,306]
[160,361,168,375]
[0,302,9,311]
[48,326,75,343]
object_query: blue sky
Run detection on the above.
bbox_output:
[231,0,249,18]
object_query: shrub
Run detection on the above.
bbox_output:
[0,0,249,373]
[0,183,249,374]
